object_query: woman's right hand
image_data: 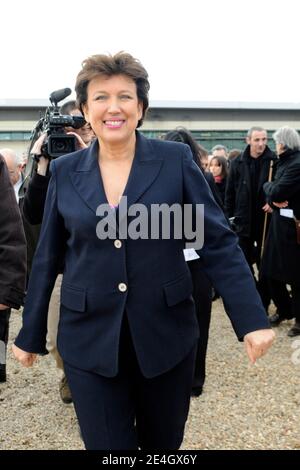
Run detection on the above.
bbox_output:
[32,133,50,176]
[12,344,37,367]
[31,133,47,155]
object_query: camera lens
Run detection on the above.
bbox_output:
[48,134,76,158]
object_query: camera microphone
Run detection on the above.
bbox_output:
[49,88,72,105]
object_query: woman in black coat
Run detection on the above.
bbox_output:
[208,155,228,204]
[163,128,224,396]
[261,126,300,336]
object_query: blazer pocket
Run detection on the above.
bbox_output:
[61,284,86,312]
[163,275,193,307]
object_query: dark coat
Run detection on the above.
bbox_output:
[0,155,26,308]
[261,149,300,283]
[15,132,269,378]
[215,177,227,205]
[21,171,51,276]
[22,171,51,225]
[225,145,277,240]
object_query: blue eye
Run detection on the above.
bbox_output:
[95,95,107,101]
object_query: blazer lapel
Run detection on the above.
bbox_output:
[124,131,163,206]
[120,132,163,222]
[70,139,107,214]
[70,133,163,229]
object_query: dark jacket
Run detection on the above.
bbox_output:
[203,171,224,210]
[0,155,27,308]
[15,133,269,378]
[215,177,227,205]
[225,145,277,240]
[261,149,300,283]
[22,171,51,225]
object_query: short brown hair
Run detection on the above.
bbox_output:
[75,51,150,128]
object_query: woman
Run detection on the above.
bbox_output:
[13,52,274,450]
[261,126,300,337]
[208,155,228,204]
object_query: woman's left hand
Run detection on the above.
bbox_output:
[244,329,275,364]
[12,344,37,367]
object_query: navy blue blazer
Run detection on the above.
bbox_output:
[15,132,269,378]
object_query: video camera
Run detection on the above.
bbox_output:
[33,87,86,159]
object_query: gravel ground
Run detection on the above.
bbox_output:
[1,300,300,450]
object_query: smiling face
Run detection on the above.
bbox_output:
[82,74,143,148]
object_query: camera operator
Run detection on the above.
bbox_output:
[22,100,93,404]
[61,100,95,147]
[23,101,94,225]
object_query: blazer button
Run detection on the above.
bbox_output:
[114,240,122,249]
[118,283,127,292]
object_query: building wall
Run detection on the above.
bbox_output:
[1,104,300,155]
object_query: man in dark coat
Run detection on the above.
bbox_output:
[0,148,40,277]
[0,154,27,382]
[225,127,277,311]
[261,126,300,336]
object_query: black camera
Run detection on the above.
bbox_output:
[35,88,86,159]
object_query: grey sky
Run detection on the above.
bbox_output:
[2,0,300,103]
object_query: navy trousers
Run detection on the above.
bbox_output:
[64,315,196,450]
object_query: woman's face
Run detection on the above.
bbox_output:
[209,158,222,177]
[83,74,143,147]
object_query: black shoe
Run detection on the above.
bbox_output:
[269,313,290,327]
[287,323,300,337]
[59,376,73,404]
[191,386,203,397]
[0,364,6,383]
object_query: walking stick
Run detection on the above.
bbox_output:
[260,160,274,259]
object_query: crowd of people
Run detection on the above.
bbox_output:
[1,51,299,450]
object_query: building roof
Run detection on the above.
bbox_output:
[2,98,300,111]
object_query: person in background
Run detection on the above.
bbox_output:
[208,155,228,204]
[228,148,241,164]
[0,148,37,278]
[163,127,223,396]
[0,149,24,203]
[13,52,274,450]
[21,100,92,404]
[225,127,277,313]
[0,154,26,382]
[198,144,210,171]
[60,100,95,146]
[211,144,228,160]
[261,126,300,336]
